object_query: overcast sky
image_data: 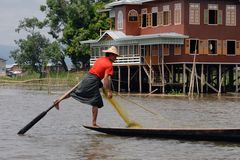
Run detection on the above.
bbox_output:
[0,0,46,46]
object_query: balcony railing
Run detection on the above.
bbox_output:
[90,56,141,66]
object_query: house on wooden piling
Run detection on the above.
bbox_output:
[82,0,240,94]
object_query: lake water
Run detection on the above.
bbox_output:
[1,87,240,160]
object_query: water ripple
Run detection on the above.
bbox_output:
[1,88,240,159]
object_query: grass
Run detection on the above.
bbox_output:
[0,70,87,87]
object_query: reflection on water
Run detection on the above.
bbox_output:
[1,87,240,159]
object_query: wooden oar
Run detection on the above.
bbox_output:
[17,81,81,135]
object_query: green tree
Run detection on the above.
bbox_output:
[11,17,65,77]
[41,0,111,69]
[11,33,50,77]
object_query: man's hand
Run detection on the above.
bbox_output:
[107,90,113,99]
[102,88,112,99]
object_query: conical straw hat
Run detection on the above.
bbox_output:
[102,46,119,56]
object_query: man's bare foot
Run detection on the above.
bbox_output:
[92,124,100,128]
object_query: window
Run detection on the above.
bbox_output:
[190,39,199,54]
[227,40,236,55]
[174,3,181,25]
[152,45,158,56]
[117,10,123,30]
[204,4,222,25]
[226,5,236,26]
[152,7,158,27]
[92,47,100,57]
[208,4,218,24]
[163,5,171,25]
[208,40,217,55]
[189,3,200,24]
[169,45,175,56]
[163,44,169,55]
[128,9,138,22]
[141,45,146,57]
[129,45,138,56]
[175,44,181,55]
[141,9,147,27]
[158,11,163,26]
[119,46,128,56]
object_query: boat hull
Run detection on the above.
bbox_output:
[83,125,240,142]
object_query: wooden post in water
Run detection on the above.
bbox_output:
[183,63,186,94]
[186,66,218,93]
[195,65,199,94]
[118,66,121,93]
[201,64,204,93]
[170,65,174,83]
[139,65,142,93]
[161,44,165,94]
[218,64,222,96]
[188,42,198,96]
[188,62,196,96]
[206,65,209,93]
[128,66,130,93]
[149,45,152,93]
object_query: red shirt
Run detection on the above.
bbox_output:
[89,56,113,79]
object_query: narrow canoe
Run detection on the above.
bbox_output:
[83,125,240,142]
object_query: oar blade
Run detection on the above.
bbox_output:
[18,82,81,135]
[17,111,47,135]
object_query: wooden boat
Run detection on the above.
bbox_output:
[83,125,240,142]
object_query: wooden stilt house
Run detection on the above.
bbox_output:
[81,0,240,94]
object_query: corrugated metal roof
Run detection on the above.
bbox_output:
[107,0,240,8]
[118,32,188,41]
[100,30,127,40]
[105,0,154,8]
[81,31,189,46]
[81,30,126,44]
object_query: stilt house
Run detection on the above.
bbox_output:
[82,0,240,94]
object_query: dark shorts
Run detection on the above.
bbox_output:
[70,73,104,108]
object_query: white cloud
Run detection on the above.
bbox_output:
[0,0,47,46]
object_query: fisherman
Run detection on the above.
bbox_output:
[54,46,119,127]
